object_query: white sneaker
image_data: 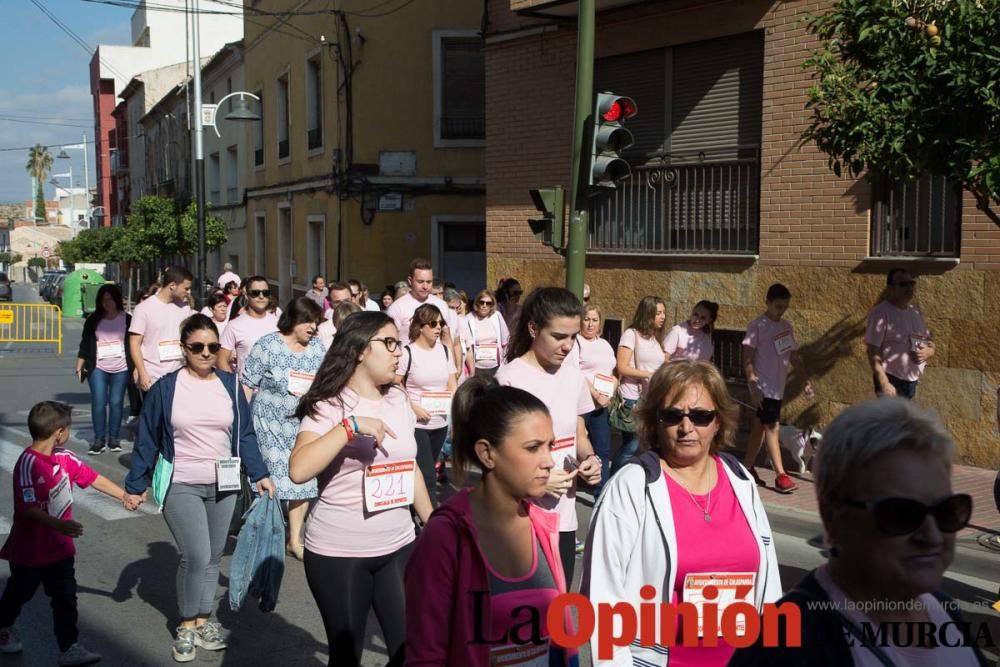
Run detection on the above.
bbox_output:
[58,643,101,665]
[0,627,22,654]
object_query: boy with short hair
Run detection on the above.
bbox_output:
[0,401,137,665]
[741,283,813,494]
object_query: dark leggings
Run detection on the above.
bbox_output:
[414,426,448,504]
[0,557,77,652]
[559,531,577,591]
[303,543,413,667]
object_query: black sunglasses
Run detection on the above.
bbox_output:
[424,320,445,328]
[370,336,401,352]
[842,494,972,536]
[477,299,494,306]
[657,408,717,427]
[185,342,221,355]
[893,280,917,288]
[248,289,271,298]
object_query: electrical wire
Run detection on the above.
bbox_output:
[0,141,88,153]
[0,117,92,129]
[30,0,131,82]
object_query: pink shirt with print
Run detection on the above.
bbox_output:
[496,357,594,532]
[386,293,459,342]
[129,296,193,383]
[171,371,234,485]
[617,327,667,401]
[864,301,931,383]
[1,447,98,567]
[576,335,616,385]
[220,311,279,377]
[298,387,418,558]
[664,322,714,362]
[743,314,797,400]
[402,342,456,430]
[95,312,128,373]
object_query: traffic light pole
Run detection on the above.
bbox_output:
[565,0,595,301]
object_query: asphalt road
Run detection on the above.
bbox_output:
[0,282,996,666]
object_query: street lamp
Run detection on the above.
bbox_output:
[57,135,91,226]
[50,171,76,231]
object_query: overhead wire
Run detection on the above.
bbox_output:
[30,0,131,82]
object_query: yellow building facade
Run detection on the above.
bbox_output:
[243,1,486,303]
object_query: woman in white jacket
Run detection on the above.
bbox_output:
[581,359,781,667]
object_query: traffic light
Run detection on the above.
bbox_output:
[588,92,637,188]
[528,186,565,248]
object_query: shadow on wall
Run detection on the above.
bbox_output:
[786,315,868,421]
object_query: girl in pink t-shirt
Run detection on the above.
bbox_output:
[578,304,617,497]
[496,287,601,587]
[460,289,510,379]
[664,300,719,363]
[613,296,668,474]
[405,376,578,666]
[397,304,458,507]
[291,312,433,666]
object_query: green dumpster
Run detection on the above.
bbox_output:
[61,270,107,318]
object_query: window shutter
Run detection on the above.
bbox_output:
[442,37,485,140]
[670,30,764,162]
[594,48,667,162]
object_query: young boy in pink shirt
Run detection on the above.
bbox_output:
[0,402,137,665]
[741,284,813,494]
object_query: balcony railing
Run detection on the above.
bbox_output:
[441,114,485,141]
[870,173,960,258]
[588,150,760,255]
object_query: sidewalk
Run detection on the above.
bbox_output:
[753,465,1000,540]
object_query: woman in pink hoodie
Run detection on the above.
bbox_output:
[404,375,578,666]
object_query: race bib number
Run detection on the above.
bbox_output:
[287,370,315,396]
[552,436,575,452]
[216,457,242,492]
[364,459,416,512]
[593,373,616,398]
[47,474,72,519]
[420,391,453,416]
[475,342,498,363]
[683,572,757,637]
[910,334,929,353]
[158,339,183,362]
[97,340,125,360]
[489,641,550,666]
[773,331,794,356]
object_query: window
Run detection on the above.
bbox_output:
[870,173,960,257]
[588,31,764,256]
[307,216,325,282]
[225,146,238,203]
[711,329,746,382]
[306,55,323,151]
[276,73,290,160]
[209,152,221,205]
[433,31,485,146]
[254,89,264,167]
[254,213,266,275]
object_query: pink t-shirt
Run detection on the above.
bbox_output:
[297,387,418,557]
[864,301,931,382]
[496,357,594,531]
[402,342,456,430]
[576,335,616,384]
[317,320,336,350]
[665,322,714,362]
[666,456,760,667]
[460,313,509,369]
[814,565,981,667]
[129,295,193,383]
[95,313,128,373]
[386,293,459,342]
[742,314,797,400]
[220,310,279,377]
[170,371,234,485]
[1,447,98,567]
[617,328,667,401]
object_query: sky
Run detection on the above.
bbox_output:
[0,0,132,204]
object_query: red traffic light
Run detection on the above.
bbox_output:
[601,97,638,122]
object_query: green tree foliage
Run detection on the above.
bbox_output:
[0,252,23,265]
[803,0,1000,224]
[58,227,120,265]
[106,196,228,264]
[179,202,228,257]
[25,145,53,222]
[27,257,47,269]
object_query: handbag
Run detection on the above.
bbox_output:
[228,465,254,536]
[609,336,640,433]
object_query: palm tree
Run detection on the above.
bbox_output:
[25,144,53,222]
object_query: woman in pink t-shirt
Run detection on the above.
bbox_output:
[497,287,601,587]
[405,376,578,666]
[612,295,668,474]
[460,289,510,379]
[290,311,433,666]
[664,300,718,363]
[577,304,617,497]
[397,304,457,507]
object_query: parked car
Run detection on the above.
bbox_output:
[39,270,64,301]
[50,275,66,306]
[0,272,11,302]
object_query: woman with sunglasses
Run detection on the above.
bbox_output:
[396,304,458,506]
[460,289,510,380]
[497,287,601,587]
[124,314,275,663]
[218,277,280,378]
[730,398,986,667]
[240,297,326,561]
[290,311,433,666]
[583,359,781,667]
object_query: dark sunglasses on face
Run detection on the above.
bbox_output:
[842,493,972,537]
[249,289,271,298]
[424,320,445,328]
[185,342,221,355]
[657,408,717,427]
[477,300,493,306]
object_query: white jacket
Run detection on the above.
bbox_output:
[581,451,782,666]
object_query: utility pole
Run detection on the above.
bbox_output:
[192,0,207,307]
[564,0,595,301]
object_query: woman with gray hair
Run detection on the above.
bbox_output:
[730,398,987,666]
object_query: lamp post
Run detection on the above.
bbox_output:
[57,134,90,226]
[50,169,75,233]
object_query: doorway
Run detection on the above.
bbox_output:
[433,216,486,295]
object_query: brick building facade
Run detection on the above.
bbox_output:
[485,0,1000,466]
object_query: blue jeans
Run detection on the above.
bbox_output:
[873,373,918,400]
[87,368,128,440]
[583,407,611,497]
[610,398,640,476]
